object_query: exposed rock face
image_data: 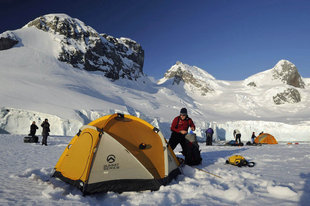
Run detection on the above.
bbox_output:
[26,14,144,80]
[0,32,18,50]
[273,88,301,105]
[162,61,214,95]
[247,82,257,87]
[272,60,305,88]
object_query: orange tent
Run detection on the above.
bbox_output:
[254,133,278,144]
[53,113,180,194]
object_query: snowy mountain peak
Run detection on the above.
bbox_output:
[25,13,99,41]
[158,61,215,95]
[245,60,305,88]
[272,59,305,88]
[25,14,99,39]
[18,13,144,80]
[244,59,306,105]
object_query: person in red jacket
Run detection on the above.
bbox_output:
[169,108,196,154]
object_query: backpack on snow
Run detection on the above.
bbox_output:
[24,136,39,143]
[225,155,255,167]
[184,133,202,166]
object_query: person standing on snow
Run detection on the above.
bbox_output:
[251,132,256,143]
[169,108,195,154]
[29,121,38,137]
[41,119,50,146]
[206,128,214,146]
[233,129,241,144]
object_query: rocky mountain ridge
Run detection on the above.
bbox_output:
[161,60,306,105]
[0,14,144,80]
[158,61,217,96]
[244,60,305,105]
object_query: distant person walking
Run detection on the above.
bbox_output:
[233,129,241,144]
[41,119,50,146]
[29,121,38,137]
[205,128,214,146]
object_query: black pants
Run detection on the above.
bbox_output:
[236,134,241,144]
[168,132,187,154]
[206,133,213,145]
[42,135,48,145]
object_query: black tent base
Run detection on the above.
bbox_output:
[53,167,181,195]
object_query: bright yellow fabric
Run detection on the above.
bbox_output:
[55,113,178,182]
[55,128,100,181]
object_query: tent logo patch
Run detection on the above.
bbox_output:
[107,154,116,163]
[104,154,119,171]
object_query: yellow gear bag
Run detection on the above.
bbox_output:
[226,155,255,167]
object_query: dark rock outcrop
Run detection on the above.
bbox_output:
[247,82,257,87]
[162,62,214,95]
[26,14,144,80]
[273,88,301,105]
[0,32,18,50]
[272,60,305,88]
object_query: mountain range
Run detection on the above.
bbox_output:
[1,14,309,141]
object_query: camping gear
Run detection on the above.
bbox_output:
[23,136,38,143]
[185,133,197,143]
[254,133,278,144]
[225,155,255,167]
[225,140,244,146]
[53,113,181,195]
[184,133,202,166]
[287,142,299,145]
[246,141,262,146]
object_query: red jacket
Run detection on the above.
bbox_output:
[171,116,195,133]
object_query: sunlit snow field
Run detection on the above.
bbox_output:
[1,134,309,206]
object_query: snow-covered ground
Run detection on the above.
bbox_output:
[1,134,309,206]
[1,14,310,205]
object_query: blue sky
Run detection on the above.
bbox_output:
[1,0,310,80]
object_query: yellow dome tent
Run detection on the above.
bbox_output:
[254,133,278,144]
[53,113,181,195]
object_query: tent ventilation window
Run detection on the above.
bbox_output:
[153,127,160,133]
[115,113,132,122]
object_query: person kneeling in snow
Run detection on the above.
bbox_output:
[29,121,38,137]
[169,108,195,155]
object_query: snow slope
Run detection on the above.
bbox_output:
[1,134,309,205]
[0,14,310,142]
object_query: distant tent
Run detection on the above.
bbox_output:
[53,113,181,195]
[254,133,278,144]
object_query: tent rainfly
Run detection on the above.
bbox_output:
[254,133,278,144]
[52,113,181,194]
